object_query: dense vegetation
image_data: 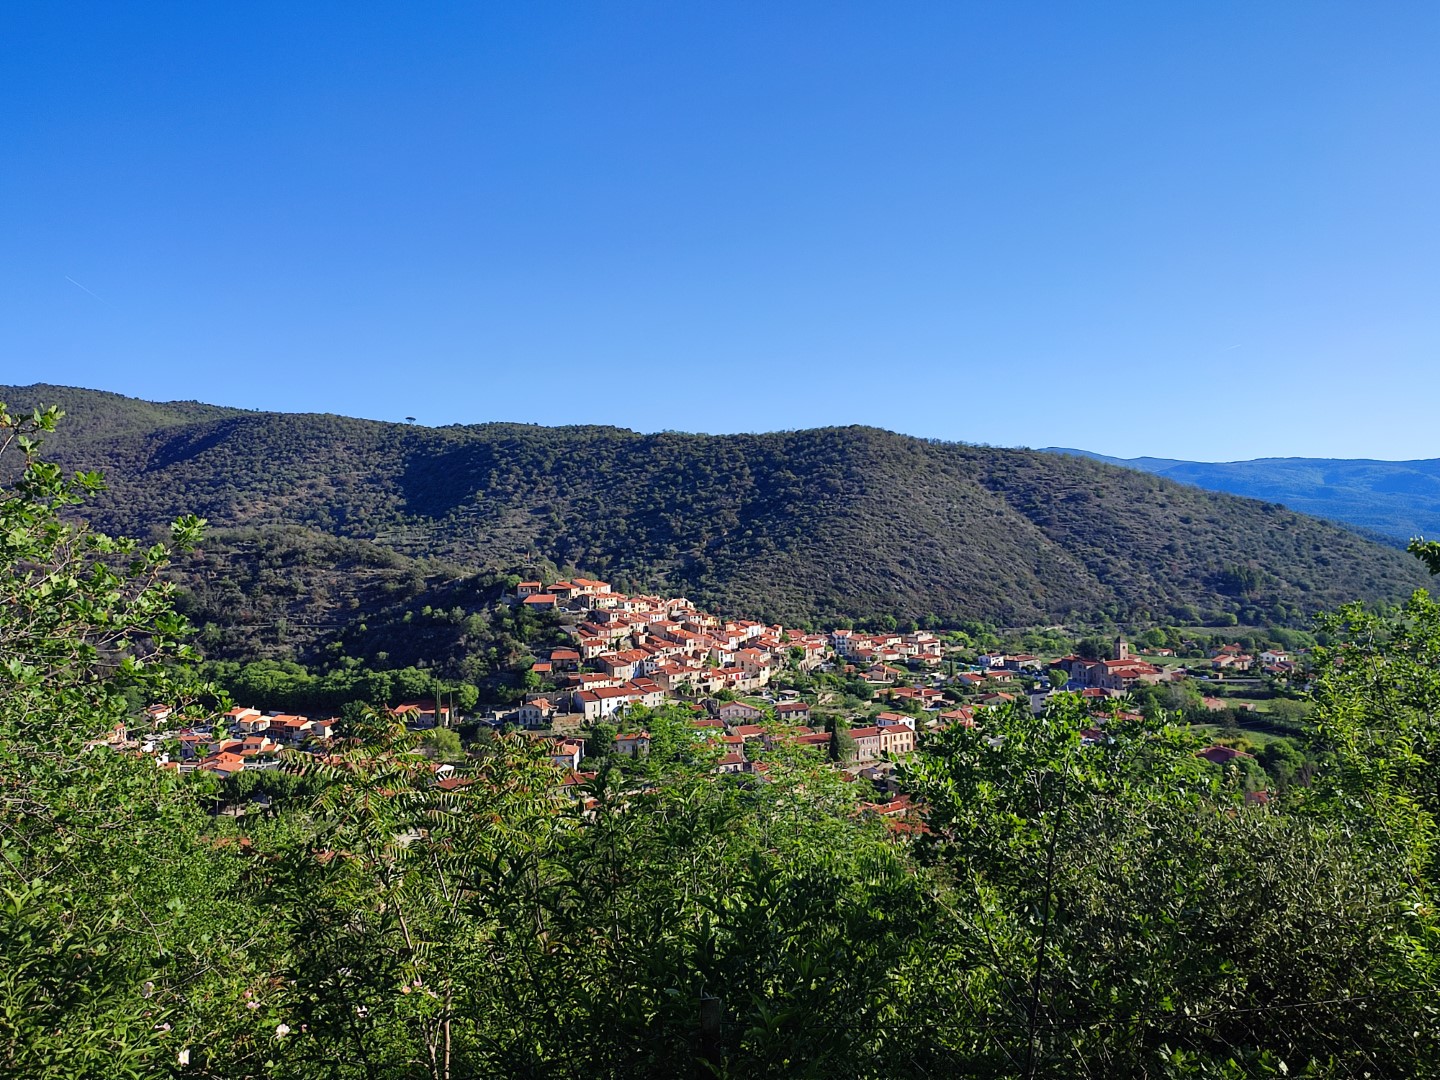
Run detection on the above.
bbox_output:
[6,403,1440,1077]
[1047,446,1440,543]
[2,384,1427,630]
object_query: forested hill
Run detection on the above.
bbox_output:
[5,382,247,444]
[2,383,1429,627]
[1044,447,1440,544]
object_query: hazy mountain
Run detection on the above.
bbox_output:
[2,384,1428,628]
[1044,448,1440,543]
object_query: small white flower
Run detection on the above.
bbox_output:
[275,1023,291,1039]
[178,1048,190,1066]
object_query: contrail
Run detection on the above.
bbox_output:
[65,276,112,307]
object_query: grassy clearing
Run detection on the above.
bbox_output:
[1189,722,1293,749]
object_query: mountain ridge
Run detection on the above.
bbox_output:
[1042,447,1440,543]
[2,383,1429,628]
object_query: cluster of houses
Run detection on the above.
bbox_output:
[485,579,1005,779]
[514,577,814,717]
[546,697,923,787]
[1210,643,1296,677]
[829,628,944,684]
[1052,636,1170,691]
[115,700,452,778]
[503,578,954,730]
[502,585,1298,780]
[119,573,1300,812]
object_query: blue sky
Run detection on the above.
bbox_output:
[3,2,1437,460]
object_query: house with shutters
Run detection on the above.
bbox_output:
[615,731,651,757]
[717,700,764,723]
[850,726,884,761]
[575,686,641,722]
[513,697,563,729]
[774,701,812,723]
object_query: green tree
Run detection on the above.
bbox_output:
[421,726,464,760]
[587,721,617,761]
[438,681,480,713]
[258,717,574,1078]
[391,665,434,701]
[1257,738,1307,789]
[0,403,257,1076]
[828,715,856,764]
[1408,537,1440,576]
[902,693,1440,1076]
[1308,589,1440,888]
[1162,676,1204,716]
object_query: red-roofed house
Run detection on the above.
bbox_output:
[879,725,915,756]
[615,731,651,758]
[875,712,916,730]
[718,700,763,723]
[547,740,584,770]
[200,751,246,777]
[1198,745,1253,766]
[393,701,453,729]
[267,715,315,745]
[849,726,884,761]
[549,648,581,671]
[575,686,641,722]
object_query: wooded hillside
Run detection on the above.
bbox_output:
[3,384,1428,627]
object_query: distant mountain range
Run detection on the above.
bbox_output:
[0,384,1429,631]
[1042,449,1440,544]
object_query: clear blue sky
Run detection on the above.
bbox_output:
[4,2,1437,460]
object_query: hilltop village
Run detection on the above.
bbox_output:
[115,575,1303,812]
